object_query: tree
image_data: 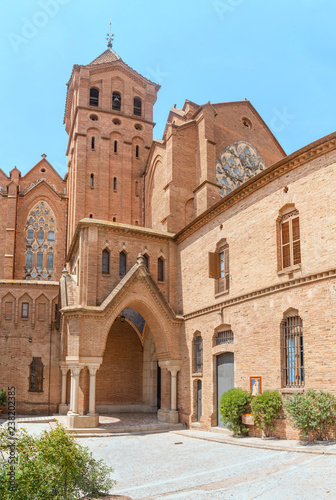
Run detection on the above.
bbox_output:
[0,423,116,499]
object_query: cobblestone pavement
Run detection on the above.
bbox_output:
[79,431,336,500]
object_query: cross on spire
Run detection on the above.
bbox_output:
[106,22,114,49]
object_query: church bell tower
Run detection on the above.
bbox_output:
[64,27,160,247]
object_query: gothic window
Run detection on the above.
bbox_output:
[119,251,127,276]
[134,97,142,116]
[283,316,304,387]
[102,249,110,274]
[143,253,149,270]
[112,91,121,111]
[24,201,56,281]
[158,257,164,282]
[280,211,301,269]
[216,141,266,197]
[89,87,99,107]
[29,358,44,392]
[193,335,203,373]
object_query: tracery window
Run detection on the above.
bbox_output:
[24,201,56,281]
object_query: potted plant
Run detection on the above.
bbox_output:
[0,389,7,416]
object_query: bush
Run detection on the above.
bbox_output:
[250,390,282,437]
[0,423,116,499]
[219,388,252,435]
[284,389,336,441]
[0,389,6,408]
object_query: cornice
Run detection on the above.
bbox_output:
[66,219,175,262]
[0,280,59,288]
[184,267,336,320]
[175,132,336,244]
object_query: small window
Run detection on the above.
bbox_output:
[158,257,164,282]
[38,303,46,321]
[90,173,94,188]
[113,177,117,192]
[102,249,110,275]
[37,228,44,244]
[119,251,127,276]
[5,302,12,319]
[26,251,33,268]
[114,141,118,153]
[91,137,95,150]
[143,254,149,269]
[47,252,53,270]
[113,217,116,222]
[112,91,121,111]
[54,303,59,321]
[22,302,29,318]
[193,336,203,373]
[283,315,304,387]
[47,230,55,244]
[89,87,99,107]
[280,211,301,269]
[29,357,43,392]
[27,229,34,243]
[89,214,93,219]
[135,145,140,158]
[134,97,142,116]
[36,251,43,269]
[216,330,234,345]
[209,244,229,293]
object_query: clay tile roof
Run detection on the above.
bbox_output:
[88,48,121,65]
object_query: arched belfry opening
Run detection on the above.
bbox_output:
[95,307,159,414]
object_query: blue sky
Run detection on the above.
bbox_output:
[0,0,335,177]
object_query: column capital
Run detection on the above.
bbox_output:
[60,367,69,376]
[88,365,100,376]
[69,366,83,377]
[159,360,182,374]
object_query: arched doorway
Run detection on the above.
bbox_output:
[95,308,159,413]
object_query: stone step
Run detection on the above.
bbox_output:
[65,424,184,436]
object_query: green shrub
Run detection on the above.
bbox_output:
[219,388,252,435]
[284,389,336,441]
[0,423,116,499]
[250,390,282,437]
[0,389,6,408]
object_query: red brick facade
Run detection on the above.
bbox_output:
[1,43,335,437]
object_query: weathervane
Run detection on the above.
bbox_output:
[106,22,114,49]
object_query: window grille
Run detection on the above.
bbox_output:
[216,330,234,345]
[193,336,203,373]
[29,358,43,392]
[283,315,304,387]
[89,88,99,107]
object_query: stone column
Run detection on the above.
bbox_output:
[88,365,99,415]
[157,360,181,424]
[58,366,69,415]
[69,366,82,415]
[170,369,178,411]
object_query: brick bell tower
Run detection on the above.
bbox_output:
[64,28,160,247]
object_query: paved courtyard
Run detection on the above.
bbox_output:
[3,419,336,499]
[81,431,336,499]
